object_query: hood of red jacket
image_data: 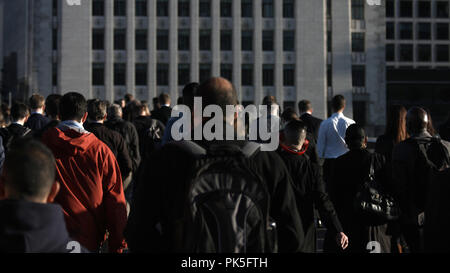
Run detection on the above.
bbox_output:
[43,128,97,157]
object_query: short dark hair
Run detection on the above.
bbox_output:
[284,120,308,146]
[29,94,45,109]
[45,94,62,118]
[108,104,123,119]
[3,139,56,200]
[262,95,277,106]
[345,123,366,149]
[196,77,238,112]
[87,99,107,121]
[281,108,299,124]
[331,95,346,112]
[124,93,134,103]
[11,103,30,122]
[182,82,200,109]
[298,100,312,113]
[59,92,87,121]
[159,93,171,105]
[406,107,428,135]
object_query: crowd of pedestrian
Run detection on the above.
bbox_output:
[0,77,449,253]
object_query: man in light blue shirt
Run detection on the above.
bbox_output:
[317,95,355,187]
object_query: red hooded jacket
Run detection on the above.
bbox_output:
[42,127,127,253]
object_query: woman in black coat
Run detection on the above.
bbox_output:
[324,124,393,253]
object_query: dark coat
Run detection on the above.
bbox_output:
[133,116,165,159]
[125,140,305,253]
[25,113,50,131]
[0,199,87,253]
[439,119,450,142]
[152,106,172,125]
[276,146,343,252]
[84,122,133,177]
[105,118,141,173]
[0,123,33,152]
[300,113,323,142]
[325,149,392,253]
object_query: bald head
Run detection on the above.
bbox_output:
[407,107,428,135]
[197,77,238,111]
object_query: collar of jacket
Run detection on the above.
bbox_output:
[280,140,309,156]
[57,120,89,134]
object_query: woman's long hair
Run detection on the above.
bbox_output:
[385,105,408,144]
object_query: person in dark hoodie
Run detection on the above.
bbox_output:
[41,92,127,253]
[277,119,348,252]
[25,93,50,131]
[0,139,86,253]
[35,94,62,139]
[0,103,32,153]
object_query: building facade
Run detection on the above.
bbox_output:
[1,0,387,134]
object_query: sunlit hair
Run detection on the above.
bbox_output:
[385,105,408,144]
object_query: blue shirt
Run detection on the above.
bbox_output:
[317,112,355,159]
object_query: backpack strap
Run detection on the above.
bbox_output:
[167,140,207,158]
[241,142,261,158]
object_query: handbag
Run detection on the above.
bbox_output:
[354,155,400,222]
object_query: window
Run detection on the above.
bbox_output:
[242,31,253,51]
[136,0,147,16]
[221,30,232,51]
[221,0,232,17]
[93,63,105,85]
[327,31,332,52]
[352,32,365,52]
[399,0,413,17]
[263,65,274,86]
[263,31,274,51]
[283,0,295,18]
[437,1,450,18]
[417,44,431,62]
[178,64,190,86]
[351,0,364,20]
[386,0,394,17]
[53,63,58,86]
[418,23,431,40]
[436,23,449,40]
[262,0,274,18]
[53,0,58,16]
[114,63,126,85]
[199,0,211,17]
[200,30,211,50]
[399,23,413,40]
[114,29,126,50]
[242,0,253,18]
[200,64,211,83]
[93,0,105,16]
[283,31,295,51]
[283,65,295,86]
[93,29,104,50]
[352,65,365,87]
[436,45,450,62]
[327,65,332,87]
[136,64,147,86]
[136,30,147,50]
[157,64,169,85]
[178,0,190,17]
[353,101,367,126]
[386,44,395,61]
[157,30,169,50]
[418,1,431,18]
[157,0,169,16]
[242,65,253,86]
[221,64,233,82]
[327,0,332,19]
[114,0,126,16]
[386,22,395,39]
[53,28,58,50]
[399,44,413,61]
[178,30,190,51]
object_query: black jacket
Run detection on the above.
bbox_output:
[133,116,165,159]
[276,147,342,252]
[300,113,323,142]
[439,119,450,142]
[25,113,50,132]
[0,199,87,253]
[84,122,133,177]
[125,140,305,253]
[152,106,172,125]
[0,123,33,152]
[105,118,141,173]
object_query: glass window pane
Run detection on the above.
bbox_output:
[242,0,253,17]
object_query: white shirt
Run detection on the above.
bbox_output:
[317,112,355,159]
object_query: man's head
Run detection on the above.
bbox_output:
[45,94,62,120]
[159,93,171,106]
[107,104,123,120]
[281,108,299,126]
[406,107,428,135]
[29,94,46,112]
[87,99,108,122]
[59,92,88,123]
[124,94,134,104]
[138,104,150,117]
[283,120,308,150]
[182,82,200,110]
[196,77,238,113]
[152,97,160,110]
[345,124,367,150]
[298,100,313,114]
[2,139,59,203]
[262,96,280,117]
[331,95,346,113]
[11,103,30,123]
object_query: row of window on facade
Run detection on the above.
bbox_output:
[386,0,450,18]
[90,29,296,51]
[386,44,450,62]
[386,22,450,40]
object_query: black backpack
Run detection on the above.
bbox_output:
[170,140,277,253]
[0,127,32,153]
